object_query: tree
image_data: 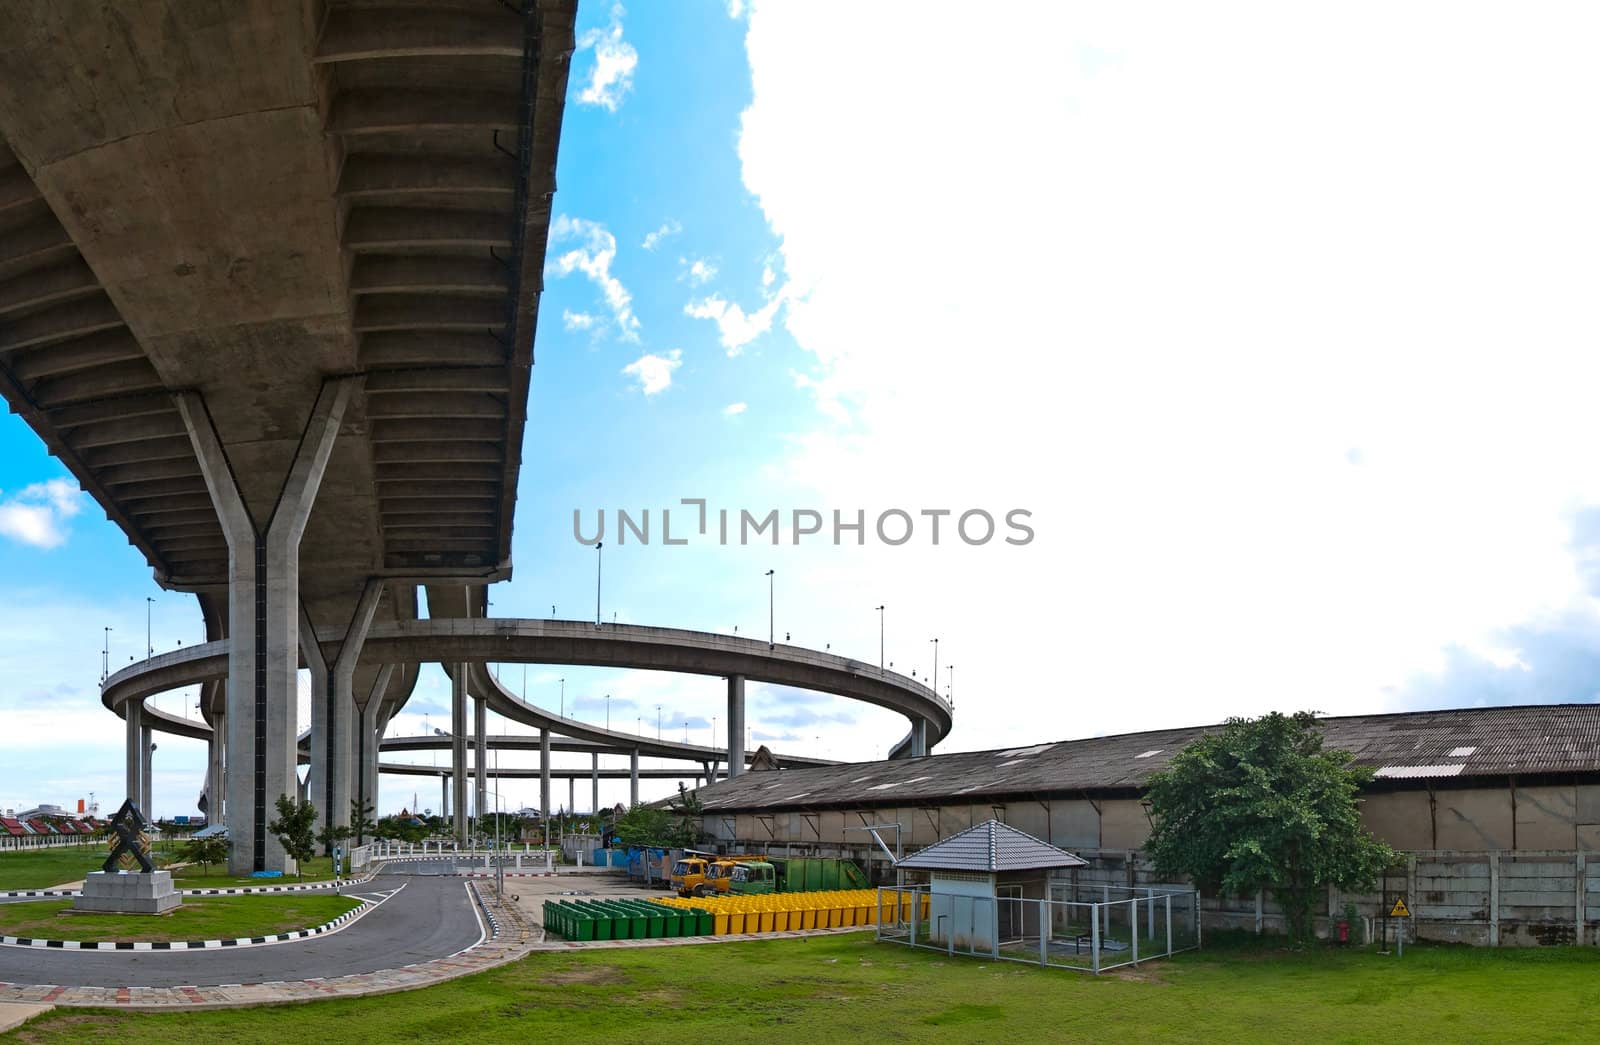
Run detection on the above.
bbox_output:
[1143,711,1395,943]
[182,834,229,876]
[349,798,378,847]
[266,794,318,880]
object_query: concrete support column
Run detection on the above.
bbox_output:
[540,728,551,820]
[356,664,394,839]
[474,694,487,822]
[207,708,226,823]
[568,777,574,817]
[451,663,468,843]
[124,700,144,810]
[140,724,153,818]
[441,775,449,821]
[630,749,640,807]
[304,580,383,849]
[910,718,929,758]
[591,752,599,815]
[177,378,357,874]
[727,674,746,779]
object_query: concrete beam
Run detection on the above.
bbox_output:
[0,295,123,354]
[66,412,188,451]
[370,418,504,444]
[359,331,506,370]
[365,392,507,420]
[330,89,520,135]
[350,256,509,297]
[80,435,195,470]
[8,328,145,382]
[337,155,514,201]
[451,661,467,844]
[315,9,522,64]
[0,259,98,317]
[30,359,164,409]
[364,367,510,394]
[343,208,513,252]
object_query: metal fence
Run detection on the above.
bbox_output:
[876,883,1200,973]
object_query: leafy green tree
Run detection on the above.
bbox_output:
[349,798,378,847]
[181,834,230,876]
[266,794,318,880]
[1144,711,1395,943]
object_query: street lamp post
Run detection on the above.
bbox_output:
[145,597,153,658]
[930,638,939,698]
[947,665,955,707]
[605,694,611,731]
[875,605,885,669]
[560,678,565,719]
[595,541,603,625]
[656,704,662,741]
[102,626,112,682]
[766,570,775,648]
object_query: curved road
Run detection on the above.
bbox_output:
[0,873,482,989]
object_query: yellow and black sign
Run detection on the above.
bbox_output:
[1389,897,1411,918]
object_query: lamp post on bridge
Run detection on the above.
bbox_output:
[875,605,885,669]
[766,569,775,648]
[146,597,153,658]
[929,638,939,699]
[594,541,603,626]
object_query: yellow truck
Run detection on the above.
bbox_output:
[669,853,764,897]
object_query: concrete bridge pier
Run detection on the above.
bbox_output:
[176,379,357,874]
[441,775,449,822]
[727,674,745,778]
[474,694,487,823]
[451,662,468,843]
[591,752,599,816]
[630,749,640,807]
[140,723,153,817]
[567,777,574,817]
[356,664,395,836]
[124,700,144,810]
[206,709,225,823]
[540,728,551,819]
[303,580,383,850]
[910,718,928,757]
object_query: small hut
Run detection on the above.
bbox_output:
[897,819,1087,954]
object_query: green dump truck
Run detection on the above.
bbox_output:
[727,856,869,896]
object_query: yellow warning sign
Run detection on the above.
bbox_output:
[1390,898,1411,918]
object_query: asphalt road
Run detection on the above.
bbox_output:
[0,874,485,988]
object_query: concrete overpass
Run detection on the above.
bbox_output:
[0,1,576,871]
[3,2,952,875]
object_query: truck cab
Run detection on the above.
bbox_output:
[670,857,710,897]
[728,861,778,895]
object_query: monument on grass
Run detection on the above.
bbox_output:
[72,799,182,915]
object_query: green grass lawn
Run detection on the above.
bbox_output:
[7,931,1600,1043]
[0,847,345,891]
[0,894,361,944]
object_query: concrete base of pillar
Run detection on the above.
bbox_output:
[73,871,181,915]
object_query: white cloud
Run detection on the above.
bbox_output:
[734,2,1600,750]
[727,0,745,18]
[685,257,718,285]
[684,292,783,356]
[623,350,683,396]
[723,402,748,416]
[642,221,682,251]
[573,4,638,112]
[546,215,641,342]
[562,309,597,332]
[761,265,775,288]
[0,478,82,549]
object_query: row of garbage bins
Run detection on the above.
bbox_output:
[545,890,935,942]
[543,898,715,941]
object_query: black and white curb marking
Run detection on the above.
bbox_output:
[467,882,502,940]
[0,887,402,951]
[1,872,377,900]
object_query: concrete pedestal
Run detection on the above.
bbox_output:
[73,871,182,915]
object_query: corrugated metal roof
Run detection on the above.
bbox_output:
[697,703,1600,812]
[897,819,1087,872]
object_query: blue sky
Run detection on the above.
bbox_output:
[3,1,1600,818]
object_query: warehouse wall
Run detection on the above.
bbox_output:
[705,780,1600,859]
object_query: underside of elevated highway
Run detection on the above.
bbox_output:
[0,1,951,875]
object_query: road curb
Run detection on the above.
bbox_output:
[0,893,378,951]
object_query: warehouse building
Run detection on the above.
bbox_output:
[692,704,1600,945]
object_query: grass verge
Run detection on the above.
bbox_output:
[0,894,361,943]
[7,931,1600,1043]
